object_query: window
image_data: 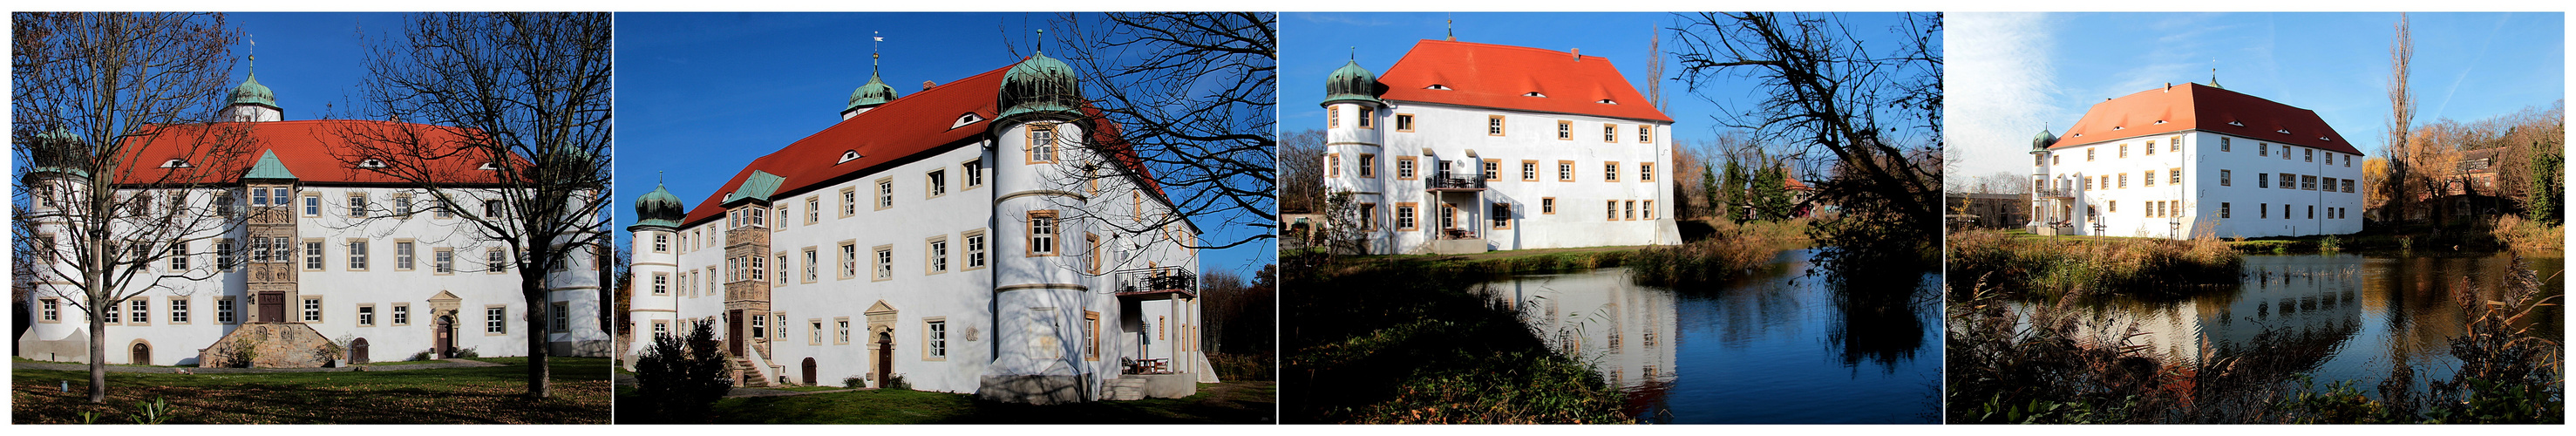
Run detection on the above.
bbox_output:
[1641,163,1655,182]
[1357,153,1376,178]
[104,300,119,324]
[169,243,188,270]
[488,249,508,273]
[926,169,948,198]
[1605,125,1619,142]
[2308,205,2314,219]
[1084,311,1102,361]
[2110,201,2117,213]
[1637,124,1653,143]
[1626,201,1638,221]
[1324,153,1339,178]
[1481,159,1499,181]
[1397,156,1418,180]
[964,230,989,270]
[216,194,237,216]
[2220,202,2232,218]
[2170,168,2182,185]
[348,194,368,216]
[2303,175,2317,191]
[2258,173,2270,188]
[1357,107,1375,128]
[1028,211,1058,256]
[927,319,948,358]
[434,249,455,273]
[2281,173,2296,189]
[1356,203,1378,230]
[1396,203,1419,230]
[1607,200,1620,221]
[1327,106,1339,128]
[1644,200,1656,220]
[346,240,369,270]
[1604,162,1620,181]
[749,312,767,339]
[2120,144,2131,158]
[357,304,376,326]
[1521,160,1539,181]
[1541,197,1557,215]
[217,297,235,324]
[486,306,506,334]
[2261,203,2269,219]
[876,178,894,210]
[2219,170,2232,187]
[304,241,325,270]
[168,297,189,324]
[839,187,859,217]
[393,194,413,216]
[1558,160,1575,181]
[2342,180,2354,193]
[2145,140,2156,155]
[2259,143,2269,156]
[303,194,321,216]
[1395,113,1416,132]
[2171,136,2183,152]
[1557,120,1573,140]
[1487,115,1505,136]
[302,296,323,323]
[776,253,789,286]
[552,302,570,333]
[873,245,894,281]
[2086,147,2097,161]
[42,298,60,322]
[927,237,948,274]
[2145,170,2157,187]
[650,233,669,254]
[1492,204,1512,229]
[2117,174,2128,189]
[1028,124,1059,163]
[2305,148,2314,162]
[963,160,985,189]
[654,321,670,340]
[1086,234,1102,273]
[652,272,670,296]
[483,200,503,219]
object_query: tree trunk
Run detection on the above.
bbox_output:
[524,279,552,399]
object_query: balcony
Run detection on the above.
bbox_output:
[1425,174,1487,191]
[1113,266,1198,299]
[2033,187,2072,199]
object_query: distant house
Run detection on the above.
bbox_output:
[1946,193,2029,230]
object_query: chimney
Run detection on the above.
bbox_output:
[921,80,936,91]
[1571,48,1580,61]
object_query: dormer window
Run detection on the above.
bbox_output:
[952,113,983,128]
[1596,99,1617,105]
[160,159,192,168]
[1522,92,1546,98]
[1424,84,1451,90]
[2228,121,2246,126]
[2112,126,2124,130]
[477,161,499,170]
[2153,120,2167,125]
[838,150,862,164]
[357,158,388,168]
[2277,129,2292,134]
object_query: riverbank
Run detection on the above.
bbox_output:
[1283,254,1631,423]
[2223,217,2565,255]
[1945,229,2240,300]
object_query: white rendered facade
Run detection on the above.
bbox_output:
[624,57,1206,401]
[2032,131,2364,239]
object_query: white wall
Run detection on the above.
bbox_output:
[1326,100,1677,254]
[2042,131,2364,239]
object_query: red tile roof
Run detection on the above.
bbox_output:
[2051,83,2360,155]
[677,62,1165,228]
[1375,40,1673,123]
[115,119,511,185]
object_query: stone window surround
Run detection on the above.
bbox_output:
[872,244,896,282]
[925,235,950,276]
[168,296,190,324]
[922,317,948,361]
[485,304,508,336]
[357,303,377,327]
[392,303,411,326]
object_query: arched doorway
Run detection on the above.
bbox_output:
[350,337,370,364]
[875,330,895,389]
[130,342,151,365]
[434,315,456,358]
[801,358,818,386]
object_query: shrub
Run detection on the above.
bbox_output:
[409,350,434,362]
[226,337,260,368]
[452,347,479,358]
[632,323,735,423]
[843,376,867,389]
[882,373,912,391]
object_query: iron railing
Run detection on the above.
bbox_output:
[1425,174,1487,190]
[1114,266,1198,297]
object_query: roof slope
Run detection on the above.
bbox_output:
[677,62,1166,228]
[1375,39,1673,123]
[118,119,508,185]
[2051,83,2359,155]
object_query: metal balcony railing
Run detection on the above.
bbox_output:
[1113,266,1198,298]
[1425,174,1487,190]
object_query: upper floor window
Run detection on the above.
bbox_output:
[927,169,948,198]
[876,179,894,210]
[1028,124,1059,164]
[1028,211,1059,256]
[1357,107,1375,129]
[1556,120,1573,140]
[1395,113,1416,132]
[1487,115,1505,136]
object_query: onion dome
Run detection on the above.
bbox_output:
[28,127,90,176]
[847,72,899,111]
[2031,128,2059,150]
[229,73,277,108]
[997,51,1083,121]
[633,184,687,229]
[1322,59,1384,107]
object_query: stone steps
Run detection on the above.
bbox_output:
[733,358,771,388]
[1105,377,1147,401]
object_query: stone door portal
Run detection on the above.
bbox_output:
[434,315,455,358]
[257,291,286,323]
[131,343,150,365]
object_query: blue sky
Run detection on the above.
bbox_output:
[615,12,1274,278]
[212,12,407,121]
[1949,12,2566,182]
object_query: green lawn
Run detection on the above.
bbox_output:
[701,381,1274,424]
[12,357,611,424]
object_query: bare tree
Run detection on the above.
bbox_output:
[2382,13,2418,222]
[1040,12,1277,258]
[12,12,248,404]
[1279,129,1327,215]
[1671,12,1943,269]
[329,12,612,399]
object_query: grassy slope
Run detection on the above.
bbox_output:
[706,381,1275,424]
[11,357,611,424]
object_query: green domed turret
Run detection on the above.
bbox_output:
[633,184,687,229]
[2031,128,2059,150]
[1322,59,1383,107]
[230,73,277,108]
[28,127,91,177]
[846,72,899,111]
[997,51,1082,121]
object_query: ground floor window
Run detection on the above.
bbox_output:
[486,306,507,334]
[927,319,948,358]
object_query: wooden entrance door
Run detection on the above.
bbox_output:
[874,331,894,388]
[350,337,370,364]
[726,310,746,357]
[131,343,150,365]
[801,358,817,385]
[256,292,286,323]
[434,315,455,358]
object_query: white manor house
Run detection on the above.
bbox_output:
[2026,82,2366,239]
[17,68,608,367]
[622,51,1209,404]
[1322,39,1681,255]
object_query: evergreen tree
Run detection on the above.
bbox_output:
[2529,146,2563,226]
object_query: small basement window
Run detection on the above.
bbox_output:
[839,150,862,164]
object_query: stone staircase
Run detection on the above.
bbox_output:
[732,358,772,388]
[197,323,335,368]
[1104,377,1147,401]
